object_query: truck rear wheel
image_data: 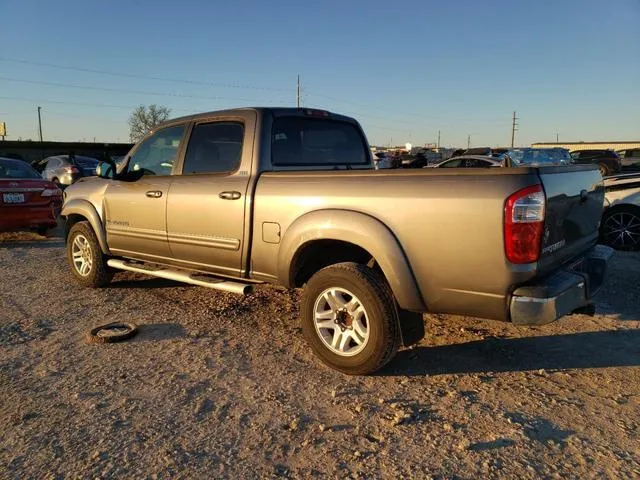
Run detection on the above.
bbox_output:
[301,262,400,375]
[67,221,113,288]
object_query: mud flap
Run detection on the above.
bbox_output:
[396,308,425,347]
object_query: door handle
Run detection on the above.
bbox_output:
[146,190,163,198]
[219,191,241,200]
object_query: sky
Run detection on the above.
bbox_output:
[0,0,638,148]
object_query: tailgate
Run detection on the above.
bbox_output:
[537,165,604,272]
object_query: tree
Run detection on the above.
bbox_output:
[128,104,171,142]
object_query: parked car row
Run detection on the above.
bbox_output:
[32,155,100,187]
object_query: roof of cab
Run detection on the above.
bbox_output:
[156,107,357,130]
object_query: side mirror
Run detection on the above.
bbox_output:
[96,159,117,179]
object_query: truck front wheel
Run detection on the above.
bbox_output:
[67,221,113,288]
[301,262,401,375]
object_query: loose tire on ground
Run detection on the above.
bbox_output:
[301,262,401,375]
[85,322,138,344]
[67,221,114,287]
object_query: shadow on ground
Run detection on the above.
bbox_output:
[110,277,189,289]
[0,238,64,249]
[131,323,187,342]
[384,329,640,376]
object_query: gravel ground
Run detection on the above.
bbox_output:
[0,227,639,479]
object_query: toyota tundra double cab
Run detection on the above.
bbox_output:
[61,107,612,374]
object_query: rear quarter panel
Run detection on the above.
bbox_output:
[252,168,542,320]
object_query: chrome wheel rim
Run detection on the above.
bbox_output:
[313,288,369,357]
[71,234,93,276]
[603,212,640,249]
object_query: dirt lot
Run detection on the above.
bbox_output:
[1,228,639,480]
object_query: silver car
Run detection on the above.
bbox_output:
[41,155,99,187]
[427,155,503,168]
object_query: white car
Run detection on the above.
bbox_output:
[600,173,640,250]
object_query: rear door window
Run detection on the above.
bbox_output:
[182,122,244,174]
[272,117,367,167]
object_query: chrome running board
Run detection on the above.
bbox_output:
[107,259,252,295]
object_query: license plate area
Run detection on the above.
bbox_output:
[2,193,25,203]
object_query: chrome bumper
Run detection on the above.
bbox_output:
[510,245,614,326]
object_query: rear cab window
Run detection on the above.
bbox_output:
[271,116,368,167]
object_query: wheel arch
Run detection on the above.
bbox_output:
[62,199,110,254]
[278,209,426,312]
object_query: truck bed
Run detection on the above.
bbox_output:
[250,166,603,321]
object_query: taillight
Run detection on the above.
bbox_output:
[504,185,545,264]
[65,166,79,174]
[41,187,62,197]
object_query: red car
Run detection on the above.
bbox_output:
[0,157,63,235]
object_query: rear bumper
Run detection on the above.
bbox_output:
[0,204,59,231]
[509,245,614,326]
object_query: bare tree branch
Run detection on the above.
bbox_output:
[128,104,172,142]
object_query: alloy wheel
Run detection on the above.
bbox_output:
[602,211,640,250]
[71,234,93,276]
[313,287,370,356]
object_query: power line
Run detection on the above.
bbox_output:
[44,111,127,124]
[0,57,289,92]
[0,95,240,113]
[307,90,510,124]
[0,76,291,105]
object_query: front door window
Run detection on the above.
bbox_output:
[127,125,185,176]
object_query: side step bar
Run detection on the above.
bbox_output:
[106,259,252,295]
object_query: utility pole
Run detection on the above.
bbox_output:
[510,111,518,148]
[37,106,43,142]
[467,134,471,149]
[437,130,441,149]
[556,132,559,143]
[296,74,301,108]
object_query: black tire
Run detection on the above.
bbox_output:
[67,221,113,287]
[85,322,138,344]
[600,206,640,251]
[301,262,400,375]
[598,163,610,177]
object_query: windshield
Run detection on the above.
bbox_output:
[0,159,41,179]
[507,148,572,166]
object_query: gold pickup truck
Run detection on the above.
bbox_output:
[61,108,613,374]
